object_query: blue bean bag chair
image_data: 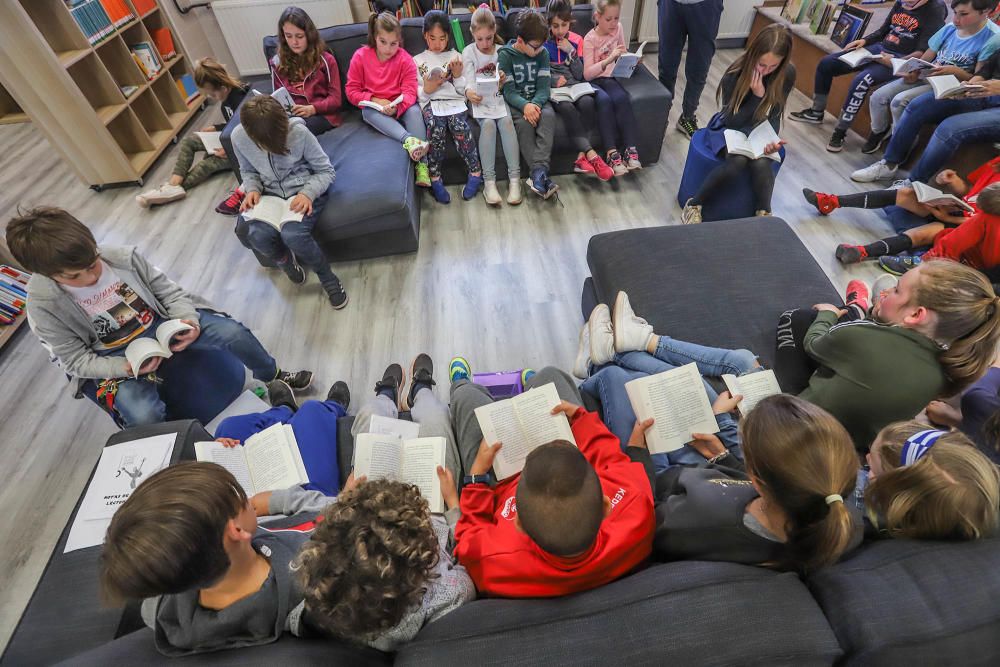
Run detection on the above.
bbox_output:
[677,128,784,222]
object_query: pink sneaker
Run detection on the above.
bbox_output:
[573,155,596,176]
[590,155,615,181]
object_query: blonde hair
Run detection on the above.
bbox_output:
[911,259,1000,394]
[868,421,1000,540]
[367,11,401,49]
[718,24,793,125]
[194,57,243,91]
[741,395,859,573]
[471,5,504,45]
[594,0,621,13]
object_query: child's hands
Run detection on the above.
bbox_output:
[689,433,727,460]
[902,71,921,84]
[934,169,960,187]
[763,139,786,155]
[436,466,460,509]
[423,75,444,94]
[558,37,574,54]
[523,102,541,126]
[250,491,272,516]
[125,356,163,377]
[467,89,484,104]
[964,78,1000,97]
[929,64,964,78]
[215,437,241,448]
[383,101,398,116]
[289,193,313,215]
[814,303,848,317]
[292,104,316,118]
[343,471,367,493]
[550,399,582,419]
[627,418,655,449]
[241,190,261,212]
[450,57,464,78]
[499,70,507,86]
[712,390,743,415]
[750,69,765,97]
[925,204,966,224]
[213,148,227,158]
[168,319,201,352]
[555,75,568,88]
[470,438,502,476]
[844,39,866,51]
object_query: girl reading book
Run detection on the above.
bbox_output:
[346,12,432,187]
[681,24,794,224]
[269,6,343,136]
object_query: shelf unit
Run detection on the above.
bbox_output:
[0,0,205,189]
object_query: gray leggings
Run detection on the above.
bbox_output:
[361,104,427,143]
[478,115,520,181]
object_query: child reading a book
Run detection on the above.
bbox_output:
[652,394,863,572]
[680,25,795,224]
[463,5,522,205]
[231,95,348,309]
[135,58,250,212]
[6,208,312,428]
[269,7,343,136]
[790,0,946,153]
[582,0,642,174]
[346,12,432,187]
[447,358,655,597]
[544,0,615,181]
[414,10,483,204]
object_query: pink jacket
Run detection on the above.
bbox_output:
[345,46,419,115]
[270,50,343,127]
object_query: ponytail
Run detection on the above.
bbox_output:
[368,11,401,49]
[471,4,504,45]
[741,395,859,573]
[194,57,243,91]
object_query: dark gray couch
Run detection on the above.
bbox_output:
[220,5,671,262]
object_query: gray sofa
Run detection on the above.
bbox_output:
[220,5,672,262]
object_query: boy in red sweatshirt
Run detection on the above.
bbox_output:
[448,360,655,598]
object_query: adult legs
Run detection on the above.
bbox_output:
[185,309,278,381]
[657,0,688,104]
[679,0,723,120]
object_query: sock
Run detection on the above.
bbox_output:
[837,189,897,209]
[863,234,913,258]
[812,94,828,112]
[411,381,432,399]
[377,385,397,402]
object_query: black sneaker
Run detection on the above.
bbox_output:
[861,128,891,154]
[326,380,350,408]
[323,274,349,310]
[374,363,404,410]
[789,108,824,124]
[827,128,846,153]
[276,369,313,391]
[402,353,435,411]
[280,256,306,285]
[675,115,699,139]
[267,379,299,412]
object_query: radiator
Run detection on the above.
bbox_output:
[212,0,355,76]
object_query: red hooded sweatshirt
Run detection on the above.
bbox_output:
[454,408,655,598]
[926,157,1000,269]
[270,50,343,127]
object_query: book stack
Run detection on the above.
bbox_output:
[66,0,115,46]
[130,41,161,79]
[175,73,198,103]
[99,0,135,29]
[131,0,158,16]
[0,266,31,326]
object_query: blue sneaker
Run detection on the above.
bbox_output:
[521,368,536,385]
[463,174,484,200]
[878,254,921,276]
[543,176,559,199]
[449,356,472,384]
[528,168,548,199]
[430,179,451,204]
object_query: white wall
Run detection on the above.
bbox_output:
[160,1,238,74]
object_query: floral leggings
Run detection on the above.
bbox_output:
[421,106,481,179]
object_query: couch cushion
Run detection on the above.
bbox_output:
[807,537,1000,666]
[585,218,840,368]
[397,561,842,666]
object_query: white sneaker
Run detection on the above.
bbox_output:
[506,178,522,205]
[851,159,897,183]
[613,291,654,354]
[588,304,615,367]
[889,178,912,190]
[483,179,502,206]
[681,198,702,225]
[136,183,186,208]
[572,322,591,379]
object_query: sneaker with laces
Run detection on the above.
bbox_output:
[625,147,642,170]
[403,136,429,161]
[789,108,824,124]
[449,357,472,384]
[851,159,897,183]
[802,188,840,215]
[136,183,186,208]
[215,188,244,216]
[861,128,891,154]
[483,179,502,205]
[543,175,559,199]
[276,369,313,391]
[607,149,628,176]
[322,274,349,310]
[574,154,597,176]
[374,363,404,409]
[414,162,431,188]
[279,256,306,285]
[402,353,435,411]
[878,254,921,276]
[613,291,655,353]
[588,304,615,367]
[889,178,912,190]
[528,168,548,198]
[681,198,702,225]
[267,379,299,411]
[676,115,699,139]
[589,154,614,181]
[326,381,351,408]
[835,244,867,264]
[572,321,592,379]
[827,128,846,153]
[845,279,870,315]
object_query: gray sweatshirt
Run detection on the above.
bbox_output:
[231,116,335,202]
[25,246,208,384]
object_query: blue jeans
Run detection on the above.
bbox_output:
[215,399,347,496]
[908,105,1000,183]
[244,194,334,281]
[884,92,1000,167]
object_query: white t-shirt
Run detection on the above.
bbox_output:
[62,261,156,350]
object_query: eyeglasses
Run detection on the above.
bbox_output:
[526,41,544,51]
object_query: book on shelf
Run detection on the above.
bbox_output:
[353,433,448,512]
[831,4,873,48]
[67,0,115,46]
[721,370,783,415]
[195,424,309,495]
[131,0,159,16]
[723,122,783,162]
[798,0,824,25]
[120,84,139,98]
[242,195,305,231]
[130,41,161,78]
[550,82,597,103]
[151,27,176,60]
[781,0,804,23]
[812,0,837,34]
[912,181,975,212]
[176,73,199,102]
[99,0,135,29]
[124,319,193,377]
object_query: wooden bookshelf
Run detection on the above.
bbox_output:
[0,0,204,189]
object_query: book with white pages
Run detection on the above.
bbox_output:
[271,86,296,112]
[624,363,719,455]
[472,75,507,119]
[430,98,470,116]
[353,434,447,512]
[243,195,304,231]
[549,82,596,103]
[912,180,975,212]
[195,131,223,153]
[474,382,576,480]
[194,423,309,496]
[358,94,405,113]
[890,57,934,76]
[368,414,422,441]
[124,319,193,378]
[721,370,783,415]
[838,47,879,67]
[611,41,648,78]
[724,122,782,162]
[927,74,984,99]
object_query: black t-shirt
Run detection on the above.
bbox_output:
[979,48,1000,80]
[863,0,948,56]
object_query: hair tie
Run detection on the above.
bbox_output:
[479,2,490,7]
[901,429,944,465]
[824,494,843,505]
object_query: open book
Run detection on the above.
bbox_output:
[721,370,782,415]
[243,195,304,231]
[368,414,422,440]
[354,434,447,512]
[927,75,985,99]
[473,75,506,119]
[78,434,175,521]
[474,382,576,480]
[195,423,309,495]
[838,47,879,67]
[125,319,193,378]
[723,122,782,162]
[624,363,719,455]
[912,181,975,212]
[359,94,405,113]
[611,41,648,78]
[195,131,223,153]
[271,86,296,112]
[890,57,934,77]
[550,82,596,103]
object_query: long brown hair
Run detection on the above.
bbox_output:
[911,259,1000,394]
[276,6,326,80]
[367,11,401,49]
[717,24,793,125]
[741,395,859,573]
[194,57,243,91]
[240,95,289,155]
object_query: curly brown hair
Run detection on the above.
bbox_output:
[297,479,440,642]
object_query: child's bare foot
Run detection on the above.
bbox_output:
[925,400,962,428]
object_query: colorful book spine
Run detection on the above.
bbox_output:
[176,73,198,102]
[0,265,31,325]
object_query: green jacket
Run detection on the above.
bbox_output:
[497,42,551,111]
[798,311,946,451]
